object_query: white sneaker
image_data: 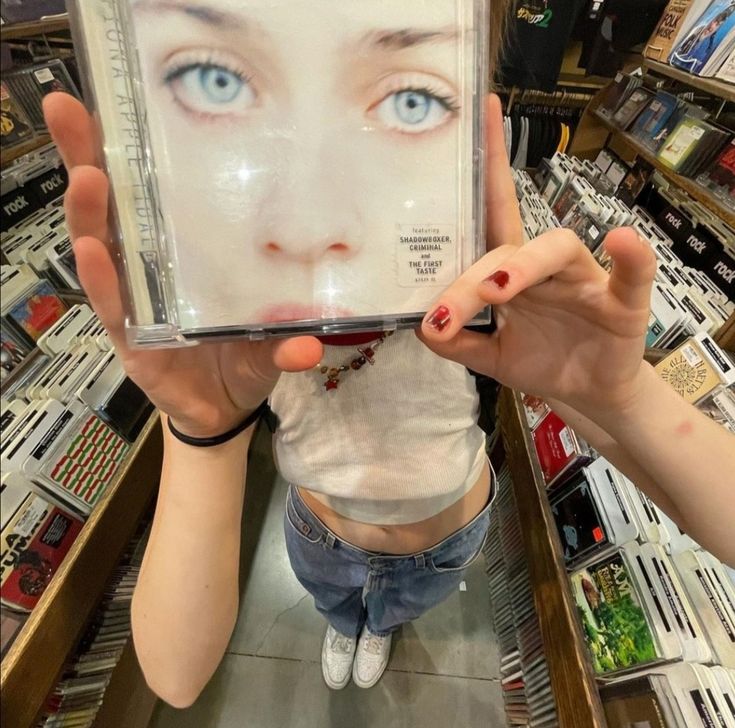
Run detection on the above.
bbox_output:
[352,626,392,689]
[321,624,357,690]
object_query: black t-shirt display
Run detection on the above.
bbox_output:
[500,0,587,91]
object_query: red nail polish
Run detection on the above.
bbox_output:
[485,270,510,289]
[427,305,451,332]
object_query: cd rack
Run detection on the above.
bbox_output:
[0,414,162,728]
[569,71,735,231]
[497,388,607,728]
[2,15,163,726]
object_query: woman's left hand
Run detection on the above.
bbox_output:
[417,94,657,421]
[418,227,657,419]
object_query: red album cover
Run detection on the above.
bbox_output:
[706,141,735,193]
[1,498,83,612]
[532,411,590,488]
[7,281,68,342]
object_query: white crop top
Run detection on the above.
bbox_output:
[269,330,487,525]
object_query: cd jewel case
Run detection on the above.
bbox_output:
[69,0,491,345]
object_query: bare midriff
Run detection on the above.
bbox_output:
[297,459,491,555]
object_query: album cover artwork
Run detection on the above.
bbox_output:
[570,552,659,675]
[629,93,680,150]
[70,0,490,343]
[0,322,30,379]
[612,88,654,130]
[550,472,610,567]
[6,280,68,342]
[657,117,711,171]
[0,81,34,149]
[645,0,699,62]
[669,0,735,74]
[0,497,83,612]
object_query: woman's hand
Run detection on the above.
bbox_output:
[43,93,322,438]
[418,93,657,420]
[418,227,657,419]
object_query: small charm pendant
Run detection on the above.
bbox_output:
[358,346,376,364]
[319,332,390,392]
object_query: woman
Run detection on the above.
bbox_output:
[43,6,734,709]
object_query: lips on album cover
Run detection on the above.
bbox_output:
[72,0,488,341]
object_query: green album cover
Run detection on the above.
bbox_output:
[571,553,659,674]
[657,117,708,170]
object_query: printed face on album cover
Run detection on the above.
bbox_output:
[128,0,477,329]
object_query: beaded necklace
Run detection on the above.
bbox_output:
[317,331,394,391]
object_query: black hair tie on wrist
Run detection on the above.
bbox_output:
[167,400,269,447]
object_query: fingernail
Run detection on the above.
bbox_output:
[484,270,510,289]
[426,305,451,332]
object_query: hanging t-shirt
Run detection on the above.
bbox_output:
[500,0,587,91]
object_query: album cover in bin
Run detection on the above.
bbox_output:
[612,88,654,131]
[531,410,593,489]
[597,74,642,120]
[0,489,83,612]
[5,279,68,343]
[520,393,550,431]
[0,81,35,150]
[0,322,31,381]
[657,117,713,172]
[602,672,691,728]
[550,472,613,568]
[570,551,664,675]
[68,0,491,345]
[668,0,735,76]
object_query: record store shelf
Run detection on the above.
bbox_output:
[643,59,735,104]
[498,388,607,728]
[0,414,163,728]
[0,14,70,41]
[1,135,53,169]
[592,111,735,230]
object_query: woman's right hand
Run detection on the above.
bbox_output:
[43,93,322,438]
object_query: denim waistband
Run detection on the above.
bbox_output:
[286,468,495,562]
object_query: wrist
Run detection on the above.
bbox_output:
[580,363,665,440]
[163,414,255,452]
[167,402,265,441]
[166,402,266,448]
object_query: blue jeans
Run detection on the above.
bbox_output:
[284,484,493,638]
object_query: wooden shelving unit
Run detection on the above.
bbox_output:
[557,72,610,90]
[0,14,69,40]
[643,58,735,104]
[1,135,53,169]
[591,111,735,229]
[498,388,607,728]
[0,415,163,728]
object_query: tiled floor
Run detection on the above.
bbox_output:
[149,426,504,727]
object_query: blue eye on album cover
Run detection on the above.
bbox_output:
[68,0,492,346]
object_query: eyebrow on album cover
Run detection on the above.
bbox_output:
[133,0,458,50]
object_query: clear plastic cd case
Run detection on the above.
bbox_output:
[69,0,490,345]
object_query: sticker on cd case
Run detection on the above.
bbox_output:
[397,224,456,287]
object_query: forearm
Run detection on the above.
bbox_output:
[551,363,735,565]
[131,417,251,707]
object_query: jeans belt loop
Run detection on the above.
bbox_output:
[325,532,336,549]
[414,553,426,570]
